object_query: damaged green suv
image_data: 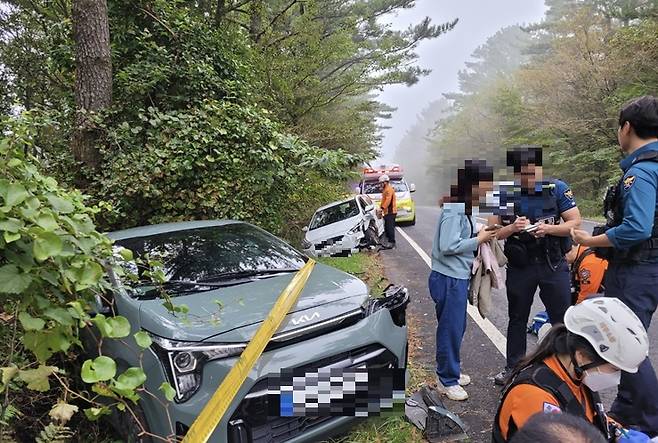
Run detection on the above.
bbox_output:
[101,220,408,442]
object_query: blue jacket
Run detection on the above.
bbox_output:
[431,203,479,280]
[606,142,658,260]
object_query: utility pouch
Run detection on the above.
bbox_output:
[504,240,529,268]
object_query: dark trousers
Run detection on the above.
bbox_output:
[428,270,469,386]
[605,262,658,436]
[384,213,396,244]
[505,260,571,369]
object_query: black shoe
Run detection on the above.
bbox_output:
[494,369,508,386]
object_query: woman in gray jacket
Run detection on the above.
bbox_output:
[430,160,498,401]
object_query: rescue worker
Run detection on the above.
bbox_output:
[380,174,397,249]
[430,160,498,401]
[566,244,608,304]
[489,146,582,385]
[492,297,649,443]
[571,96,658,437]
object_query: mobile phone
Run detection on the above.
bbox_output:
[523,224,539,233]
[485,224,503,231]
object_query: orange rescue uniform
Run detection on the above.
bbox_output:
[497,355,596,440]
[573,245,608,304]
[381,183,397,216]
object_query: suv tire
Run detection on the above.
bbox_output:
[364,224,379,246]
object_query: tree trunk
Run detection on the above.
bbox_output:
[71,0,112,169]
[249,0,263,42]
[215,0,226,25]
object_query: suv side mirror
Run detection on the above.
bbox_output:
[354,186,361,194]
[410,183,416,193]
[302,226,309,232]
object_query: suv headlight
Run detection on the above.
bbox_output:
[347,221,364,235]
[151,335,246,403]
[363,285,409,327]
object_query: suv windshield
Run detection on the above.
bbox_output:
[309,199,360,230]
[114,224,305,297]
[362,179,407,194]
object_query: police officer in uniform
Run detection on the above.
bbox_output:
[572,96,658,437]
[490,146,582,385]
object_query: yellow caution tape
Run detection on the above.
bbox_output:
[182,259,316,443]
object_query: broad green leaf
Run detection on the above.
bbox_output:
[0,264,32,294]
[76,261,103,288]
[0,217,23,233]
[81,356,116,383]
[1,365,18,386]
[18,365,57,391]
[35,212,59,231]
[84,406,111,421]
[43,307,74,326]
[106,316,131,338]
[18,311,45,331]
[46,194,74,214]
[67,301,90,322]
[159,382,176,402]
[49,401,79,424]
[92,382,118,399]
[134,331,152,349]
[3,231,20,243]
[4,183,29,207]
[33,232,63,261]
[91,314,112,337]
[23,329,72,362]
[114,367,146,390]
[118,247,134,261]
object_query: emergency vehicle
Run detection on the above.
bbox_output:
[356,164,417,225]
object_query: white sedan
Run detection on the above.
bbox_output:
[302,195,384,257]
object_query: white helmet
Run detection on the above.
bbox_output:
[564,297,648,373]
[378,174,390,183]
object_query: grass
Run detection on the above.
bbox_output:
[317,252,389,295]
[318,252,433,443]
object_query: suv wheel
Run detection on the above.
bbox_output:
[364,224,379,246]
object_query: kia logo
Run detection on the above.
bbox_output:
[292,312,320,326]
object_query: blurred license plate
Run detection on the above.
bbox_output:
[267,367,405,417]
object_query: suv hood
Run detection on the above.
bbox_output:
[139,263,368,342]
[305,214,362,243]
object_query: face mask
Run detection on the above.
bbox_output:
[582,368,621,392]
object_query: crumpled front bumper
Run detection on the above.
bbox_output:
[304,232,363,257]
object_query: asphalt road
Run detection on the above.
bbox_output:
[380,205,658,442]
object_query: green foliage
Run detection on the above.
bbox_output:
[93,100,360,233]
[428,5,658,216]
[0,137,157,440]
[35,423,74,443]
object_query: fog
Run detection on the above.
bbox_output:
[377,0,546,204]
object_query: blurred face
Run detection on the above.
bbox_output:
[471,180,493,206]
[517,164,542,190]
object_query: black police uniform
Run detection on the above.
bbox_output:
[500,181,576,371]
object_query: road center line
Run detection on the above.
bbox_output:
[396,227,507,357]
